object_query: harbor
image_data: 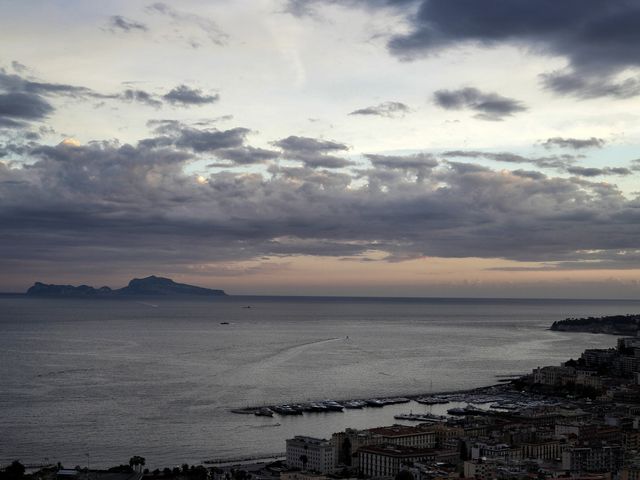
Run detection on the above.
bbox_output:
[229,381,566,419]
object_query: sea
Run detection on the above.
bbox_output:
[1,295,637,469]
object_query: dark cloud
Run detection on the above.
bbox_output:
[213,146,280,165]
[0,117,29,129]
[365,153,438,170]
[540,71,640,99]
[511,170,547,180]
[0,70,94,99]
[274,135,353,169]
[108,15,148,33]
[542,137,605,150]
[0,69,167,110]
[141,121,255,158]
[443,150,577,169]
[274,135,348,153]
[173,127,249,152]
[163,85,219,106]
[349,101,411,118]
[2,134,640,277]
[0,93,53,121]
[433,87,527,121]
[385,0,640,98]
[121,89,162,108]
[566,166,632,177]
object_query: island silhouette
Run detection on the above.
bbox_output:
[26,275,227,297]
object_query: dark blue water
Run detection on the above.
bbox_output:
[1,296,634,468]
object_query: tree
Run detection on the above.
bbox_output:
[2,461,25,480]
[299,455,308,471]
[128,456,146,473]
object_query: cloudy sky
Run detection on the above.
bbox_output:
[2,0,640,297]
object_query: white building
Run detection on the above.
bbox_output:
[286,436,335,474]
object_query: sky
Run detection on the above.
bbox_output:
[1,0,640,297]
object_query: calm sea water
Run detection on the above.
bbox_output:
[1,296,636,468]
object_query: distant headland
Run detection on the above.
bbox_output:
[550,314,640,335]
[26,275,227,297]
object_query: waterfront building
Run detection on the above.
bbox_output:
[332,424,438,467]
[286,436,335,474]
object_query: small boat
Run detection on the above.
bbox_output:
[343,400,366,409]
[365,399,385,408]
[220,322,230,325]
[272,405,302,415]
[307,403,328,412]
[322,401,344,411]
[255,408,274,417]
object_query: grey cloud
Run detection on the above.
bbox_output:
[141,121,253,156]
[173,127,250,152]
[566,166,632,177]
[349,101,411,118]
[511,170,547,180]
[274,135,349,153]
[541,70,640,99]
[0,117,29,129]
[0,93,53,121]
[121,89,162,107]
[274,135,353,169]
[385,0,640,98]
[365,153,437,170]
[108,15,148,33]
[214,146,280,165]
[0,70,94,99]
[433,87,527,121]
[443,150,577,170]
[297,155,354,169]
[163,85,219,106]
[3,134,640,277]
[542,137,605,150]
[0,69,166,109]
